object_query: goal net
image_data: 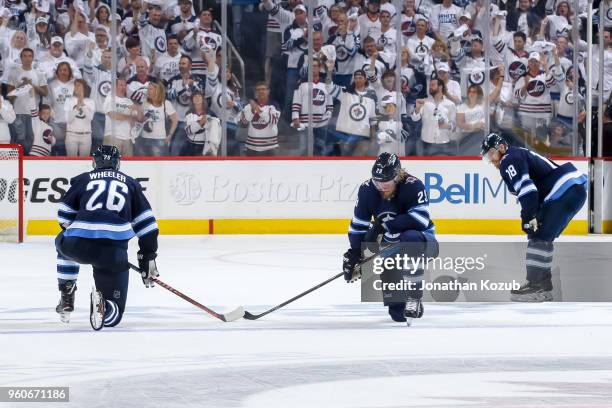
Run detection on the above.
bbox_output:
[0,144,23,242]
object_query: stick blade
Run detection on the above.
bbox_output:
[242,310,259,320]
[221,306,245,322]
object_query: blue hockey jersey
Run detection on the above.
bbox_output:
[499,146,587,219]
[349,174,435,251]
[57,169,158,253]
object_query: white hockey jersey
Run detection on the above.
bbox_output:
[328,84,377,137]
[239,103,281,151]
[83,55,112,113]
[326,32,360,75]
[184,112,222,155]
[291,80,333,127]
[514,68,564,117]
[30,114,56,157]
[205,65,243,125]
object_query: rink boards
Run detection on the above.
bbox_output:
[17,157,595,235]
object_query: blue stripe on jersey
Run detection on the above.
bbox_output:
[407,204,431,228]
[351,216,371,227]
[512,174,531,192]
[517,183,538,198]
[136,221,159,237]
[65,221,135,240]
[58,203,77,214]
[132,209,155,225]
[64,228,136,240]
[349,226,368,234]
[543,172,587,203]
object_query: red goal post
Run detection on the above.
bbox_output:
[0,144,24,242]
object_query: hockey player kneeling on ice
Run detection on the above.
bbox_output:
[481,133,587,302]
[54,145,159,330]
[343,153,437,324]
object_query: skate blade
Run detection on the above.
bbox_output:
[511,291,553,302]
[58,312,71,324]
[406,317,413,327]
[90,287,105,331]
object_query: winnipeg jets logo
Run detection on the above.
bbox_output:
[527,80,546,97]
[565,92,574,105]
[509,61,527,80]
[336,45,348,61]
[99,80,111,97]
[312,88,325,106]
[415,42,429,54]
[469,70,485,85]
[401,20,416,37]
[155,36,167,53]
[349,103,366,121]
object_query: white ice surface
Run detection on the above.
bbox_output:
[1,235,612,408]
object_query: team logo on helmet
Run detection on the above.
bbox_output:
[469,70,485,85]
[349,103,366,121]
[312,88,326,106]
[155,36,167,52]
[98,80,111,97]
[509,61,527,80]
[527,80,546,97]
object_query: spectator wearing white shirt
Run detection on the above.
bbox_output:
[5,48,48,155]
[239,82,281,156]
[456,84,486,155]
[184,91,222,156]
[358,0,381,44]
[411,78,456,156]
[430,0,461,42]
[38,36,82,82]
[137,81,178,156]
[103,78,137,156]
[65,79,95,157]
[153,35,181,84]
[118,37,151,79]
[435,62,461,105]
[0,95,17,144]
[46,62,75,156]
[64,11,95,69]
[0,30,27,82]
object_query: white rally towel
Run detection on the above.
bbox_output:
[8,84,32,97]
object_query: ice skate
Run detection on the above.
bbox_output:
[56,280,76,323]
[90,286,105,331]
[404,298,424,326]
[511,279,553,302]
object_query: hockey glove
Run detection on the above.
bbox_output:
[138,252,159,288]
[343,249,362,283]
[521,217,539,234]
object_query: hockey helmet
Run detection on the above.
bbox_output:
[371,152,401,182]
[93,145,121,171]
[480,133,508,157]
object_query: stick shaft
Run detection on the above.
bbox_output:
[128,263,226,321]
[244,272,344,320]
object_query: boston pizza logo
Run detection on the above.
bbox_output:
[155,36,167,53]
[312,88,326,106]
[509,60,527,80]
[349,103,366,121]
[170,172,202,205]
[527,80,546,97]
[98,80,111,98]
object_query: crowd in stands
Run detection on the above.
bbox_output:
[0,0,610,157]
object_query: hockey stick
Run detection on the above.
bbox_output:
[242,245,405,320]
[128,263,244,322]
[243,271,344,320]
